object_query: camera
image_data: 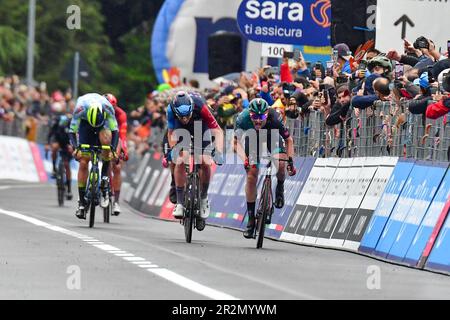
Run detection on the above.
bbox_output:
[282,83,296,98]
[336,74,348,84]
[413,36,430,50]
[358,60,368,71]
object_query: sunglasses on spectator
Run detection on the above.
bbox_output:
[250,112,268,121]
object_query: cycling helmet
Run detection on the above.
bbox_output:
[170,91,194,118]
[248,98,269,114]
[368,56,393,73]
[104,93,117,107]
[86,103,106,128]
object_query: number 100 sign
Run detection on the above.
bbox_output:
[261,43,294,58]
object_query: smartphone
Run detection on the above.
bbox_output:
[395,62,404,79]
[283,51,294,59]
[359,60,368,71]
[332,49,339,63]
[447,40,450,57]
[326,61,333,77]
[293,49,301,61]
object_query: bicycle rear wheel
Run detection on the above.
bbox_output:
[57,160,65,207]
[256,178,273,249]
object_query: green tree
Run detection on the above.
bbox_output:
[0,26,28,75]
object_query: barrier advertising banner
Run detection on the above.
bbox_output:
[342,157,397,250]
[386,163,447,262]
[0,136,41,182]
[265,157,315,239]
[358,159,415,254]
[425,211,450,273]
[303,158,353,245]
[374,162,431,258]
[406,168,450,267]
[281,158,340,243]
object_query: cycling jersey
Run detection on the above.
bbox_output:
[235,108,290,140]
[48,114,71,146]
[70,93,118,134]
[114,105,128,142]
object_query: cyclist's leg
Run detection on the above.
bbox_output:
[112,140,122,203]
[270,135,287,209]
[243,135,259,238]
[172,149,189,218]
[76,121,95,217]
[99,129,112,178]
[61,145,73,197]
[50,142,60,176]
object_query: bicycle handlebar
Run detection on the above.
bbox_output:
[80,144,111,151]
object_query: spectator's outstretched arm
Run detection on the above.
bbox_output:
[407,97,431,115]
[400,55,420,67]
[351,95,378,110]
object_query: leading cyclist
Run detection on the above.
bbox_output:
[234,98,297,239]
[69,93,119,219]
[166,91,224,231]
[104,93,129,216]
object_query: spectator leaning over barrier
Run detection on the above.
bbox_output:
[326,85,352,126]
[352,55,393,109]
[426,70,450,119]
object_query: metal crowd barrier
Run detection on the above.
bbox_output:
[0,117,49,144]
[288,100,450,162]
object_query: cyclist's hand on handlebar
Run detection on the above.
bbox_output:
[287,157,297,176]
[72,147,81,160]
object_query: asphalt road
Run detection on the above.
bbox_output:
[1,180,450,300]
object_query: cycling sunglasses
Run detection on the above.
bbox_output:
[250,112,268,121]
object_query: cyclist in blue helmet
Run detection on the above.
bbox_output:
[165,91,224,231]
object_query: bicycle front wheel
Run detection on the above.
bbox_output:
[184,175,197,243]
[89,172,98,228]
[256,178,273,249]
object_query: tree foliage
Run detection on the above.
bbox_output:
[0,0,164,108]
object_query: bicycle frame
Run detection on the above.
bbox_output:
[80,144,111,228]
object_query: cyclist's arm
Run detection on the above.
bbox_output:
[233,115,248,162]
[200,104,224,154]
[273,110,295,159]
[69,116,81,148]
[115,106,128,142]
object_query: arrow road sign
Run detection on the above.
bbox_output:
[394,15,415,39]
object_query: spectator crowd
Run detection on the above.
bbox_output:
[3,35,450,160]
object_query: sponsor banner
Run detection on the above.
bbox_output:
[36,144,78,183]
[303,158,353,245]
[387,163,447,262]
[408,169,450,267]
[127,153,153,210]
[29,143,48,182]
[281,158,339,243]
[342,158,397,250]
[374,162,430,258]
[359,159,415,254]
[265,157,315,239]
[316,158,370,248]
[237,0,331,46]
[208,159,247,230]
[425,211,450,273]
[0,136,40,182]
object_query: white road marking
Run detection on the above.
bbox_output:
[0,207,239,300]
